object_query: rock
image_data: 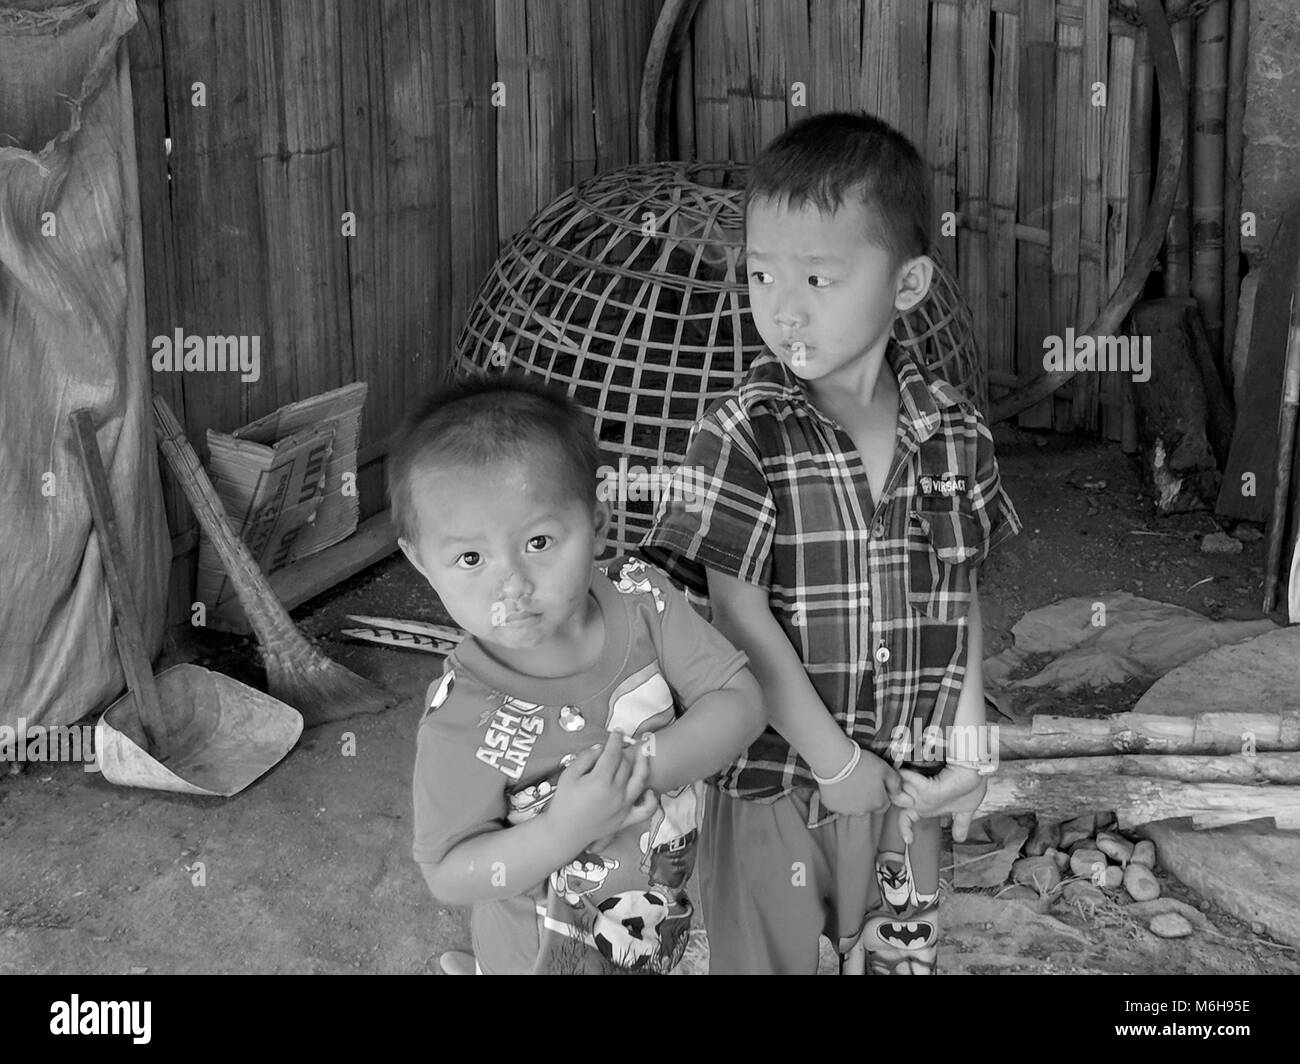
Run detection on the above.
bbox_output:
[1069,837,1103,855]
[1102,865,1124,889]
[1012,856,1062,894]
[1125,898,1211,930]
[1095,811,1117,834]
[1046,847,1070,872]
[1024,819,1061,857]
[1124,863,1161,902]
[1061,880,1107,908]
[1070,848,1109,881]
[1149,913,1193,939]
[1096,831,1135,865]
[1232,524,1264,543]
[997,884,1048,911]
[1131,840,1157,869]
[1059,814,1097,850]
[1201,531,1243,554]
[986,812,1035,846]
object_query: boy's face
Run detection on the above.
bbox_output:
[745,196,931,388]
[398,454,608,663]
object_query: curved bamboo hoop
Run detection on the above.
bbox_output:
[635,0,1187,425]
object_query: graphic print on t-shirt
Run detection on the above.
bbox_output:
[475,694,545,780]
[605,664,675,738]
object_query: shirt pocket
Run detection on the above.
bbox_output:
[907,503,980,622]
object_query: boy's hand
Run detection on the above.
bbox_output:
[818,747,900,816]
[544,731,655,851]
[892,765,987,844]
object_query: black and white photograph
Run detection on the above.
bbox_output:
[1,0,1296,1033]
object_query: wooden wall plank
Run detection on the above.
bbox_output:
[959,0,992,365]
[248,0,351,411]
[927,0,961,268]
[895,0,929,150]
[1015,0,1056,429]
[1071,0,1108,432]
[1101,23,1137,443]
[160,0,271,447]
[988,8,1021,401]
[1049,1,1083,432]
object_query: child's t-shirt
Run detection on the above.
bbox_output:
[640,341,1021,827]
[411,556,748,974]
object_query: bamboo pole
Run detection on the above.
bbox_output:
[1102,25,1136,443]
[996,710,1300,760]
[982,760,1300,829]
[987,7,1020,406]
[1222,0,1250,397]
[1191,0,1229,367]
[1122,24,1154,453]
[1164,14,1193,297]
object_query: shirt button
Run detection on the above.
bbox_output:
[872,519,886,539]
[874,644,891,665]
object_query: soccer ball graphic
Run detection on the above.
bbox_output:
[592,890,671,970]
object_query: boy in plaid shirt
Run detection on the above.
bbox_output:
[640,112,1021,974]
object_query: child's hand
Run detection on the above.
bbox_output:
[544,731,655,851]
[818,747,900,816]
[891,765,987,844]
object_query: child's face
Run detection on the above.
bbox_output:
[399,455,608,659]
[745,196,930,386]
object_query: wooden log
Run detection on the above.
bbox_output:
[995,710,1300,759]
[996,751,1300,785]
[983,761,1300,829]
[1191,0,1229,367]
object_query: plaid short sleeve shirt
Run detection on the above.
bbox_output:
[639,340,1021,822]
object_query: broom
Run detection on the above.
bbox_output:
[152,395,395,726]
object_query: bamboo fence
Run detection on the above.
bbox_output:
[673,0,1243,436]
[126,0,1246,619]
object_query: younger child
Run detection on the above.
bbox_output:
[392,373,764,974]
[641,112,1021,974]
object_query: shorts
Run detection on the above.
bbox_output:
[697,786,885,975]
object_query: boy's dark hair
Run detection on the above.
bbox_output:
[745,111,931,263]
[386,370,601,544]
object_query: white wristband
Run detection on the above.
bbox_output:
[812,743,861,787]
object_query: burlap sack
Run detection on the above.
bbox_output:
[0,0,169,730]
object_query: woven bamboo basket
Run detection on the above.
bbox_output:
[454,160,986,557]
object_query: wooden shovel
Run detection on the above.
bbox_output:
[69,409,170,755]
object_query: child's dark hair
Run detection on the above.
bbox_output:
[745,111,931,263]
[386,370,601,543]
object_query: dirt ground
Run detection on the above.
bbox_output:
[3,427,1298,975]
